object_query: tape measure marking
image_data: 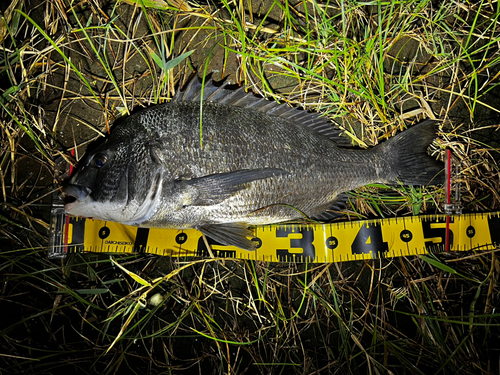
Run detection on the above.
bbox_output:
[48,210,500,262]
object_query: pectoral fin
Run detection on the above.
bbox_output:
[197,222,257,251]
[181,168,289,206]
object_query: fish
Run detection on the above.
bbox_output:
[63,77,444,250]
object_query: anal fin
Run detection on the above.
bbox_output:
[310,193,350,221]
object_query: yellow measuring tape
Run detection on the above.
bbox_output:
[48,208,499,262]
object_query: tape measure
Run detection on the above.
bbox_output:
[48,207,500,262]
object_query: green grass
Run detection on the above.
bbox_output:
[0,0,499,373]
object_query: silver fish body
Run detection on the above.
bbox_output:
[63,78,443,250]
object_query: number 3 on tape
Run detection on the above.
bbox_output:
[275,226,315,262]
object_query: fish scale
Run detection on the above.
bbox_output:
[63,78,444,250]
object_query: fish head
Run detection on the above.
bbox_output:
[63,132,163,224]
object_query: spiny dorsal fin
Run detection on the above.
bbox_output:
[174,76,353,147]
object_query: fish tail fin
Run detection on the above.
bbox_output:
[378,120,444,185]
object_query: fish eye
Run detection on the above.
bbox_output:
[93,154,107,168]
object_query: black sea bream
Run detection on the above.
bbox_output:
[63,78,443,250]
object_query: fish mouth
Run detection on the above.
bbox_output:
[62,184,92,212]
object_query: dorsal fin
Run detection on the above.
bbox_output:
[174,77,353,147]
